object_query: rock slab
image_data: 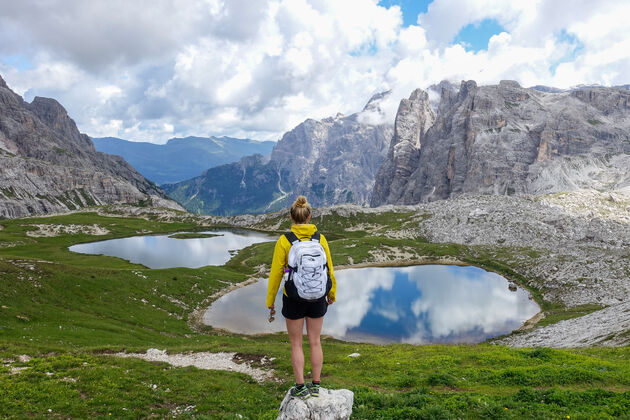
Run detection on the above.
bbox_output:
[277,387,354,420]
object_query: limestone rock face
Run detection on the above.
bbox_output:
[0,74,181,218]
[372,80,630,205]
[277,387,354,420]
[371,88,435,206]
[269,102,393,207]
[164,93,393,215]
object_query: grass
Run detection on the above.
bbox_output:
[0,210,629,418]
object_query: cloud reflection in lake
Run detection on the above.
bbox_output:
[204,265,540,344]
[69,229,273,268]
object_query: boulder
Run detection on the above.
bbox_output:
[277,387,353,420]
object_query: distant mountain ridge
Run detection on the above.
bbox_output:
[163,93,394,216]
[0,74,181,218]
[92,136,274,185]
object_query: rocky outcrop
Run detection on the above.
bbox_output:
[0,74,182,218]
[495,300,630,348]
[164,93,393,216]
[277,388,354,420]
[371,89,435,205]
[372,80,630,206]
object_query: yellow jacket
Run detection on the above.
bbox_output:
[266,223,336,307]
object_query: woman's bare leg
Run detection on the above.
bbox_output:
[286,318,305,384]
[305,316,324,382]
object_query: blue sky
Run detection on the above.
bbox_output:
[379,0,507,52]
[378,0,432,26]
[452,18,507,52]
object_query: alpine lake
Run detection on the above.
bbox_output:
[70,229,540,344]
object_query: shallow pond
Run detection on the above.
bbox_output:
[69,229,274,268]
[203,265,540,344]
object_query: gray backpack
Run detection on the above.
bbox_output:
[284,231,330,301]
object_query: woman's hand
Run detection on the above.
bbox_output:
[327,299,334,305]
[267,305,275,310]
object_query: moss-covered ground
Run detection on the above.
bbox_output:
[0,210,628,419]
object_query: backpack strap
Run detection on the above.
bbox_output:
[311,231,321,242]
[284,232,300,245]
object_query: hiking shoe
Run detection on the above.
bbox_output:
[307,382,320,397]
[290,384,310,399]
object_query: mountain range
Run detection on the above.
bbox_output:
[0,74,181,218]
[163,92,394,216]
[92,136,274,185]
[165,81,630,215]
[372,80,630,205]
[3,70,630,219]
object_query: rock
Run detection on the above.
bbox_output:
[508,283,517,292]
[277,387,354,420]
[496,300,630,347]
[371,88,435,206]
[347,353,360,358]
[373,80,630,205]
[468,208,488,218]
[0,74,183,218]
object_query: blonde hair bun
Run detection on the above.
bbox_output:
[294,195,308,208]
[290,195,311,223]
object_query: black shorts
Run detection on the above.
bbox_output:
[281,294,328,320]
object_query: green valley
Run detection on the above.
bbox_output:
[1,204,628,418]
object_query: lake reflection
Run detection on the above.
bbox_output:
[69,230,273,268]
[203,265,540,344]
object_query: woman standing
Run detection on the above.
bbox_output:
[266,196,336,399]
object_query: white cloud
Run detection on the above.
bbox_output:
[1,0,629,143]
[96,85,122,103]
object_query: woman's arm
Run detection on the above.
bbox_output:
[320,234,336,303]
[266,236,288,308]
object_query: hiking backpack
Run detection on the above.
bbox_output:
[284,231,331,301]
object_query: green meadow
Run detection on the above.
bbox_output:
[0,209,628,419]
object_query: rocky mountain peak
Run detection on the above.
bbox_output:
[27,96,95,153]
[499,80,521,89]
[0,74,24,107]
[457,80,478,101]
[371,88,436,206]
[371,80,630,206]
[362,90,391,113]
[29,96,70,126]
[0,75,181,218]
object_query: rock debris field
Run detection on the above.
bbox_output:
[114,348,276,383]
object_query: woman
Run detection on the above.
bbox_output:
[266,195,336,399]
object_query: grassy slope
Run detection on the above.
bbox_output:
[0,211,628,419]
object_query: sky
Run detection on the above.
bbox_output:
[1,0,629,143]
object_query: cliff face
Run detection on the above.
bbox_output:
[164,93,393,216]
[371,80,630,206]
[0,74,181,218]
[371,88,436,206]
[269,109,393,207]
